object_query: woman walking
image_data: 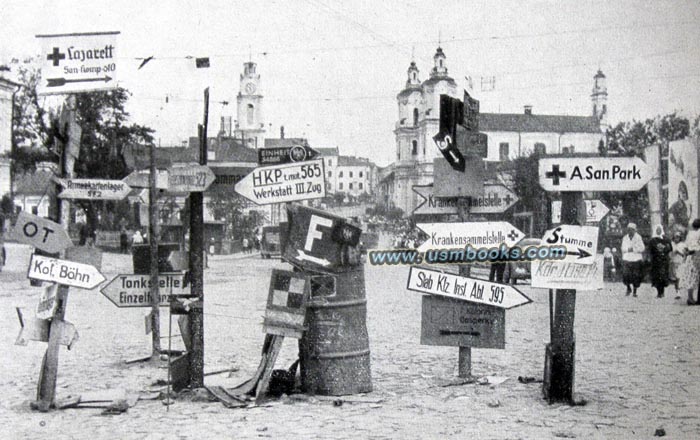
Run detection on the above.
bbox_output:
[669,231,686,298]
[648,225,672,298]
[682,219,700,305]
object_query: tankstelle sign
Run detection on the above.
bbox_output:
[36,31,119,94]
[100,273,189,307]
[539,157,652,192]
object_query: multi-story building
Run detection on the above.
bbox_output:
[233,61,265,149]
[381,47,607,216]
[316,147,377,198]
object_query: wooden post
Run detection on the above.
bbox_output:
[456,201,472,377]
[188,88,209,388]
[149,142,161,355]
[546,191,585,403]
[35,95,76,411]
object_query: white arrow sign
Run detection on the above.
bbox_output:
[407,266,532,309]
[8,212,73,254]
[100,273,189,308]
[57,178,131,200]
[37,31,119,95]
[123,169,169,189]
[27,254,105,289]
[412,184,519,216]
[167,163,216,192]
[540,225,598,264]
[552,199,610,224]
[417,222,524,253]
[235,159,326,205]
[539,157,652,192]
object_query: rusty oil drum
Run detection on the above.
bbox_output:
[299,265,372,395]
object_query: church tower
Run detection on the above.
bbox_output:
[591,69,608,130]
[234,61,265,149]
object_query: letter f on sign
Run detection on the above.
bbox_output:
[305,215,333,252]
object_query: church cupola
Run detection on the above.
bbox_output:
[431,47,448,78]
[406,61,420,87]
[591,69,608,129]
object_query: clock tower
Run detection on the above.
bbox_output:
[234,61,265,149]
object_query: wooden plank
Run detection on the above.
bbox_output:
[36,285,70,411]
[205,385,247,408]
[255,335,284,404]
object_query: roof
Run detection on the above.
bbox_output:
[14,169,56,196]
[338,156,372,167]
[397,86,422,99]
[264,138,307,149]
[421,75,457,88]
[316,147,339,157]
[186,136,258,163]
[478,113,601,134]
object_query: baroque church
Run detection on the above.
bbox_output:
[381,47,608,216]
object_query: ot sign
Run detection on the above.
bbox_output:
[9,212,73,254]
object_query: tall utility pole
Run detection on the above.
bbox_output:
[188,88,209,387]
[149,141,161,355]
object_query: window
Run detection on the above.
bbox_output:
[412,140,418,155]
[246,104,254,125]
[413,108,419,126]
[359,183,363,190]
[499,142,509,161]
[534,143,546,155]
[328,171,332,177]
[359,171,363,178]
[339,183,343,190]
[349,183,353,190]
[349,171,353,178]
[562,146,575,154]
[32,205,39,215]
[339,171,343,178]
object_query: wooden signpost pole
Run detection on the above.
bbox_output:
[456,201,472,378]
[547,191,585,403]
[148,141,161,355]
[188,87,209,388]
[35,94,75,411]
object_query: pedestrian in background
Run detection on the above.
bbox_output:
[611,247,622,282]
[242,237,249,254]
[648,224,672,298]
[682,219,700,305]
[132,230,144,246]
[669,231,685,299]
[603,247,616,281]
[621,223,645,297]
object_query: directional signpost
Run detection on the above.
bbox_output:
[532,255,604,291]
[167,163,216,193]
[100,273,189,307]
[407,266,532,309]
[258,144,319,165]
[9,212,73,254]
[36,31,119,95]
[538,156,653,192]
[57,178,131,200]
[552,199,609,224]
[27,254,105,290]
[235,159,326,205]
[540,225,598,264]
[416,222,524,253]
[412,184,518,216]
[123,169,169,190]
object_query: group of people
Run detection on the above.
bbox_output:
[618,220,700,304]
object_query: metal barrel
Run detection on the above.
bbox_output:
[299,265,372,395]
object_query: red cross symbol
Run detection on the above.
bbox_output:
[545,164,566,185]
[504,194,514,205]
[47,47,66,66]
[507,230,520,241]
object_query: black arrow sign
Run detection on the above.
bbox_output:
[567,248,592,259]
[439,330,481,336]
[46,76,113,87]
[258,145,320,165]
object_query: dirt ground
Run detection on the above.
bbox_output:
[1,239,699,439]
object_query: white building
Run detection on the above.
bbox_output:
[316,147,377,198]
[0,76,19,202]
[382,47,607,215]
[233,61,265,149]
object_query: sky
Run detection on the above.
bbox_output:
[2,0,699,166]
